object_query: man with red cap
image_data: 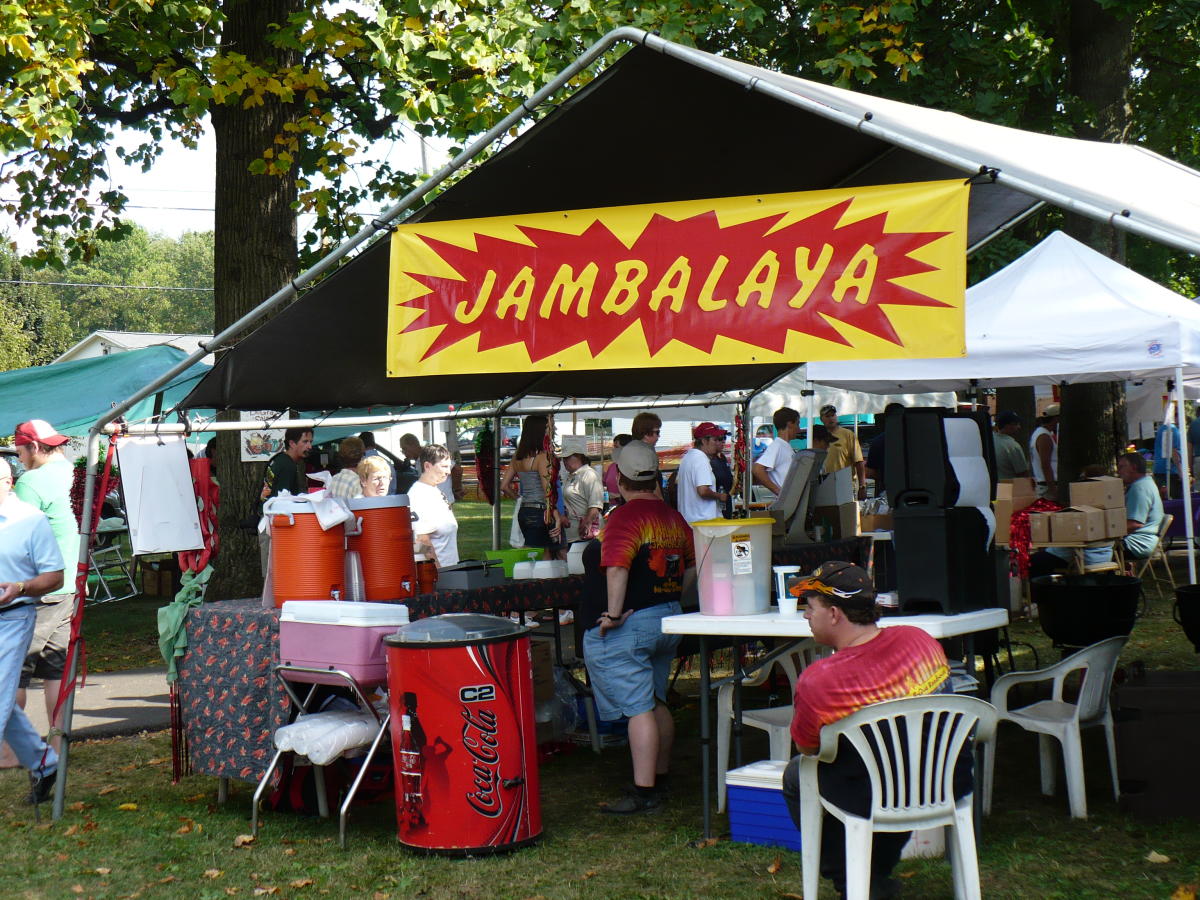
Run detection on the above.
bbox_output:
[675,422,729,524]
[10,420,78,759]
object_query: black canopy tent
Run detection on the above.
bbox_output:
[181,44,1034,412]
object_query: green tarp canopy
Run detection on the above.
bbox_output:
[0,345,210,436]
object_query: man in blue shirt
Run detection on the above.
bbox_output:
[1119,452,1165,559]
[1154,421,1184,500]
[0,458,64,805]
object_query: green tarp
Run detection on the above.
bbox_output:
[0,345,210,436]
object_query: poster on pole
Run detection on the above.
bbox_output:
[239,410,285,462]
[386,180,969,378]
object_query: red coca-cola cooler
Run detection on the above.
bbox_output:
[383,614,542,854]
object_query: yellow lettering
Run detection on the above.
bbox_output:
[734,250,779,309]
[539,263,597,318]
[495,266,535,320]
[697,255,730,311]
[600,260,648,315]
[787,244,834,309]
[648,256,692,313]
[832,244,878,305]
[456,270,494,324]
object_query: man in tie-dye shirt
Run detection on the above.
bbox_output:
[582,440,695,815]
[781,561,955,900]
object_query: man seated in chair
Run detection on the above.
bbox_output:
[1117,451,1164,561]
[781,562,960,900]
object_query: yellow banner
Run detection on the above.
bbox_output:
[386,180,968,377]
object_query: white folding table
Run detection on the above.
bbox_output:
[661,607,1010,838]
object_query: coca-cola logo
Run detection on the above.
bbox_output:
[461,704,502,818]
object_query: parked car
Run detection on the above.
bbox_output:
[459,425,520,462]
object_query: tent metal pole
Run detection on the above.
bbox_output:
[1175,366,1196,582]
[52,427,103,820]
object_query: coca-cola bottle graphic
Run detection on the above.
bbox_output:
[397,692,426,828]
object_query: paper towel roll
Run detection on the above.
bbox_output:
[943,417,995,548]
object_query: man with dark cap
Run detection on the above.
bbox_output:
[781,561,958,899]
[820,405,867,501]
[992,411,1030,480]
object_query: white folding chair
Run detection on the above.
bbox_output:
[983,635,1126,820]
[798,695,998,900]
[1130,514,1176,600]
[716,638,830,812]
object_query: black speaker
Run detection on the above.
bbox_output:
[885,408,996,510]
[893,506,1002,614]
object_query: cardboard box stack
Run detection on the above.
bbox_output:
[1069,476,1127,539]
[994,477,1036,543]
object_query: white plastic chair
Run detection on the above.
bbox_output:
[798,695,998,900]
[716,639,830,812]
[982,635,1126,820]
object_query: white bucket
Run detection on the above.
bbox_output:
[693,518,774,616]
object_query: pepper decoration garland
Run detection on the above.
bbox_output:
[732,411,748,494]
[476,423,495,505]
[543,428,560,525]
[1007,497,1063,578]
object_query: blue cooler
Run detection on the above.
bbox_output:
[726,760,801,851]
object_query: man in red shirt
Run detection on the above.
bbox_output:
[781,562,956,899]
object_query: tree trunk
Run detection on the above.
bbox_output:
[1056,0,1133,499]
[207,0,300,601]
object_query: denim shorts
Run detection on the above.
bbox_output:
[583,601,682,721]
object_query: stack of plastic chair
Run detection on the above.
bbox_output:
[798,695,998,900]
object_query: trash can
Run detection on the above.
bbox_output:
[383,614,541,854]
[1174,584,1200,653]
[1031,573,1141,648]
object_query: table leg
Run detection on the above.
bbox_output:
[217,777,229,805]
[339,713,391,850]
[699,635,712,840]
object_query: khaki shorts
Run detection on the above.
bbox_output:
[21,595,74,686]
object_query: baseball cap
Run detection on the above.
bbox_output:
[693,422,728,439]
[14,419,69,447]
[1042,403,1061,418]
[616,440,660,480]
[995,410,1020,429]
[820,404,837,416]
[791,560,875,607]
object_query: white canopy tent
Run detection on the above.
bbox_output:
[808,231,1200,578]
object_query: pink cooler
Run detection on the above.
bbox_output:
[279,600,410,687]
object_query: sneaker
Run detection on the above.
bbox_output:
[26,768,56,805]
[599,788,662,815]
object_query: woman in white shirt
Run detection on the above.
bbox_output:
[408,444,460,567]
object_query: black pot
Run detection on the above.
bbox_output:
[1031,573,1142,648]
[1174,584,1200,653]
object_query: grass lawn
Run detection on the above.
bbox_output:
[47,517,1200,897]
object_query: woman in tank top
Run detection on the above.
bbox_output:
[501,415,565,557]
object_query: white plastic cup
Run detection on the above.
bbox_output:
[343,550,365,602]
[777,593,799,617]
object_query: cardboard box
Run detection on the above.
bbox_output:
[1050,505,1106,543]
[1104,506,1127,539]
[860,512,894,532]
[1029,512,1052,543]
[996,478,1036,513]
[530,637,555,703]
[1069,476,1125,510]
[813,502,859,539]
[994,498,1014,543]
[813,467,854,506]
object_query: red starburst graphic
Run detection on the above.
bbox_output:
[397,199,952,363]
